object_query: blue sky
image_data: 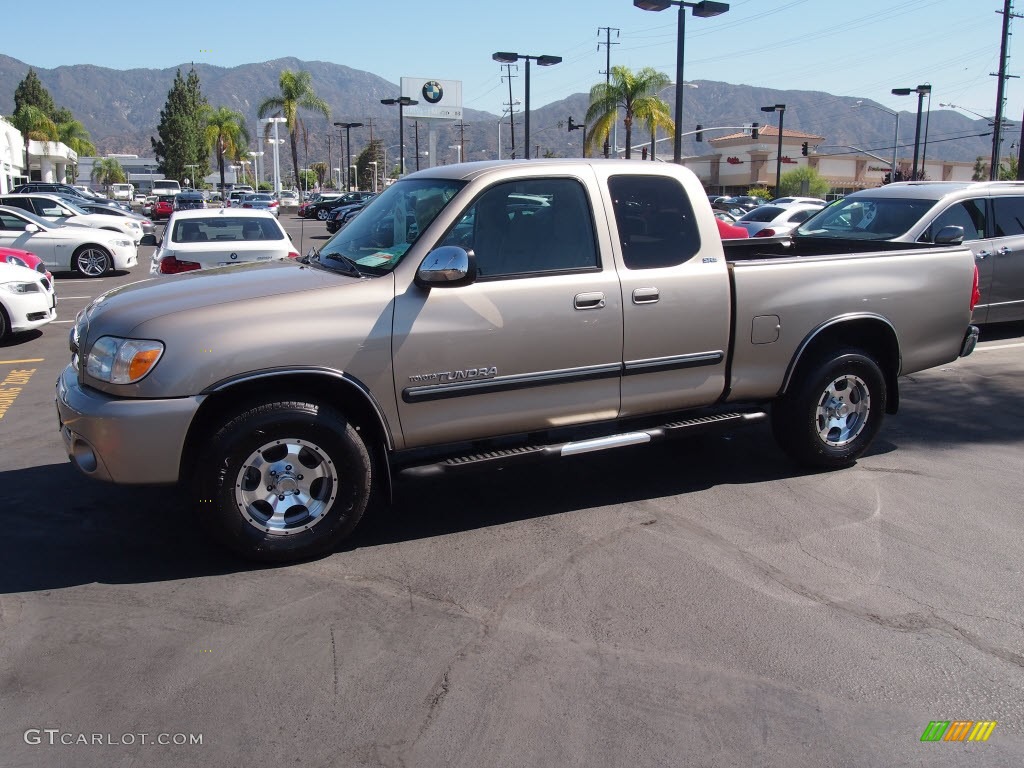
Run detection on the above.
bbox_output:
[3,0,1016,121]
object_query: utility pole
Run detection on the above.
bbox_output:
[457,120,469,163]
[991,0,1022,179]
[501,64,518,158]
[597,26,620,158]
[415,121,421,171]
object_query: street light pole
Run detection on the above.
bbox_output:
[266,117,287,195]
[633,0,729,164]
[761,104,785,198]
[334,122,363,191]
[854,101,899,182]
[492,52,562,159]
[892,84,931,179]
[380,98,417,176]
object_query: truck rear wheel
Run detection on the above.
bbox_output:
[195,400,372,562]
[772,350,886,468]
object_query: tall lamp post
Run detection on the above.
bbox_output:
[853,102,899,182]
[633,0,729,164]
[369,161,378,193]
[248,151,264,190]
[334,121,363,191]
[760,104,786,198]
[891,84,931,179]
[492,51,562,159]
[380,98,417,176]
[265,116,287,195]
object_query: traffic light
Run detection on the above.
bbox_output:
[801,141,809,156]
[695,124,703,142]
[751,122,759,140]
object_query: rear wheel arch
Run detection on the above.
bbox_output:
[781,316,901,414]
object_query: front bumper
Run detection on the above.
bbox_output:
[56,364,203,484]
[960,325,980,357]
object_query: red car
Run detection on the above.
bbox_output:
[0,246,53,283]
[151,195,176,221]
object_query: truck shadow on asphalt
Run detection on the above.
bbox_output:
[1,367,1020,593]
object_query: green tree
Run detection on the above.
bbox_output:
[355,139,384,191]
[151,68,209,183]
[13,68,56,117]
[999,155,1018,180]
[310,161,328,188]
[10,104,58,179]
[297,169,317,194]
[203,106,250,192]
[777,166,831,198]
[53,108,96,182]
[972,156,989,182]
[746,186,773,202]
[258,70,331,193]
[585,65,671,160]
[91,157,126,195]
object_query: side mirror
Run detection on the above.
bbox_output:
[415,246,477,288]
[140,234,157,246]
[934,225,965,245]
[24,223,39,234]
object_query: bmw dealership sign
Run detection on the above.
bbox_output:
[401,78,463,120]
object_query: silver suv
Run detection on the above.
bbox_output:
[797,181,1024,324]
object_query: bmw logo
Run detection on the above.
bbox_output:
[230,253,238,260]
[422,81,443,104]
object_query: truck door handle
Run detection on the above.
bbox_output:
[975,250,989,259]
[632,287,660,304]
[574,292,606,310]
[997,246,1011,255]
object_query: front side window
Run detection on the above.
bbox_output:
[437,178,599,278]
[608,174,701,269]
[920,199,988,242]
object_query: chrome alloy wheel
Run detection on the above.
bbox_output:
[76,247,111,276]
[234,439,338,535]
[815,374,870,447]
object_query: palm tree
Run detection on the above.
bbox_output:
[91,157,126,195]
[585,66,672,160]
[204,106,250,192]
[257,70,330,191]
[56,116,96,182]
[10,105,58,177]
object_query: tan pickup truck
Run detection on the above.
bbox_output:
[57,160,981,561]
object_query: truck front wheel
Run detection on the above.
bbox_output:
[772,350,887,469]
[195,400,372,562]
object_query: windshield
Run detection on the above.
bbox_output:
[318,178,464,273]
[796,197,936,240]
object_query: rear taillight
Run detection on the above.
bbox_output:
[754,228,776,237]
[242,203,253,208]
[270,200,279,207]
[971,264,981,311]
[159,256,201,274]
[287,251,300,259]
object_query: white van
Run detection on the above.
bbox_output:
[152,179,182,196]
[111,183,135,201]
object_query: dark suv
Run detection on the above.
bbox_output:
[174,191,206,211]
[13,182,129,212]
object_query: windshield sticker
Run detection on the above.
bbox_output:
[356,246,407,267]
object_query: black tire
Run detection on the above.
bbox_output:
[772,349,886,469]
[316,208,330,221]
[194,400,372,562]
[0,304,9,341]
[73,245,112,277]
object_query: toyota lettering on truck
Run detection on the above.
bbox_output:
[55,160,980,563]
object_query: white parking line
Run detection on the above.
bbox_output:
[976,341,1024,351]
[56,297,92,300]
[51,320,74,324]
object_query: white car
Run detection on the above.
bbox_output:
[0,205,138,277]
[734,203,826,238]
[0,193,149,245]
[770,196,828,206]
[0,260,57,340]
[150,209,299,275]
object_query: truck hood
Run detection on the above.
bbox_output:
[83,259,359,338]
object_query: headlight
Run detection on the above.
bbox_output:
[111,239,133,248]
[0,281,40,294]
[127,221,141,230]
[86,336,164,384]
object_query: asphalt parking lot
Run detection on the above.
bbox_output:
[1,216,1023,767]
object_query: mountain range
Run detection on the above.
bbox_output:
[0,54,1002,174]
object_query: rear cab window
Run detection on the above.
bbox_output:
[607,174,701,269]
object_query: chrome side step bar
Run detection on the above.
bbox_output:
[396,411,767,478]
